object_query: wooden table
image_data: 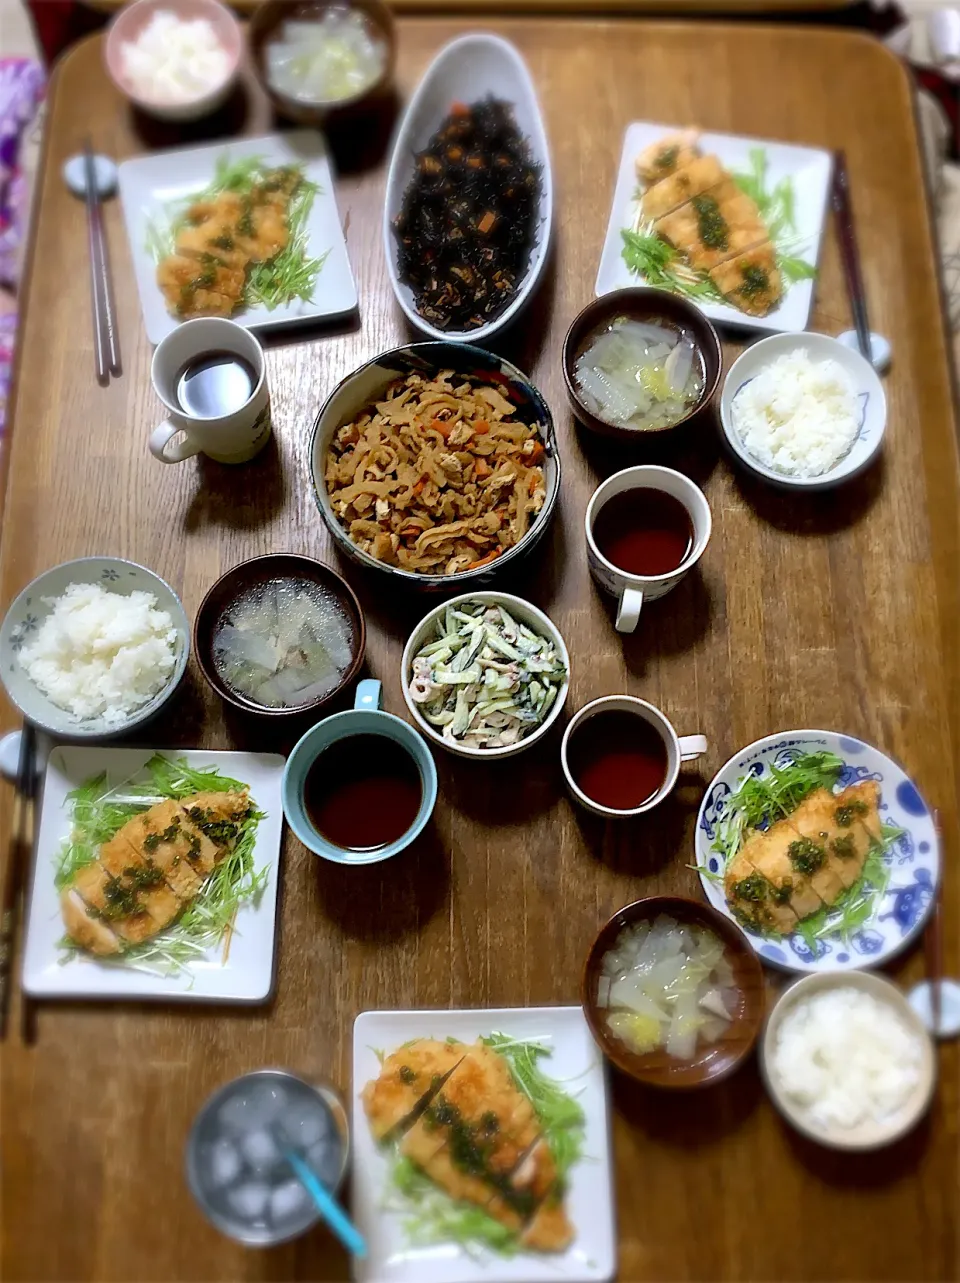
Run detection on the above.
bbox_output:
[87,1,857,13]
[2,17,959,1283]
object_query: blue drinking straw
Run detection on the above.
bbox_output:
[281,1145,367,1258]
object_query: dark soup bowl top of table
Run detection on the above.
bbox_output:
[582,896,765,1089]
[248,0,396,125]
[562,288,722,442]
[281,679,438,864]
[194,553,365,717]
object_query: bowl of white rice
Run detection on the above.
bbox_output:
[760,971,935,1150]
[105,0,242,121]
[0,557,189,738]
[720,332,886,491]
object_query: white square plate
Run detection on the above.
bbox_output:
[595,122,833,333]
[351,1006,616,1283]
[22,747,285,1002]
[118,131,358,345]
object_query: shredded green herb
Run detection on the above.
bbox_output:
[55,755,267,975]
[711,750,844,862]
[144,154,327,313]
[787,836,826,876]
[380,1036,587,1258]
[621,146,816,307]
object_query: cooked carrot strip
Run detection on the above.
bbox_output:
[470,548,502,569]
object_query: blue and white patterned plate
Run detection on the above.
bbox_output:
[695,729,939,974]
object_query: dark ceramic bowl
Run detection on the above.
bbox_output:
[249,0,395,126]
[562,288,723,443]
[193,553,365,717]
[310,342,561,592]
[582,895,765,1089]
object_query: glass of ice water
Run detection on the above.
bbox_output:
[185,1068,349,1246]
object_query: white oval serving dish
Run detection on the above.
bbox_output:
[382,33,553,344]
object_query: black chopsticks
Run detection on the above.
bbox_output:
[0,723,37,1040]
[84,139,121,384]
[927,812,945,1033]
[831,150,872,361]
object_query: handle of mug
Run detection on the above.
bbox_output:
[615,587,643,633]
[678,734,708,763]
[149,420,200,464]
[354,678,382,711]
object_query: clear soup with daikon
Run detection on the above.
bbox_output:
[574,317,705,431]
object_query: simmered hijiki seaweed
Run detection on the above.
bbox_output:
[393,98,542,331]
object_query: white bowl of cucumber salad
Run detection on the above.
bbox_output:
[401,592,570,759]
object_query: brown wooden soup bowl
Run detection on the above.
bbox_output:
[194,552,365,718]
[562,288,722,444]
[582,894,764,1089]
[249,0,396,126]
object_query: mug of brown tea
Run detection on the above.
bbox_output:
[585,465,712,633]
[281,679,438,865]
[149,317,271,464]
[560,695,707,818]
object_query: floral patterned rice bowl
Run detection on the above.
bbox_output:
[0,556,189,738]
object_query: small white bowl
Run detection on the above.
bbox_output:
[0,557,190,739]
[719,332,887,491]
[760,971,936,1151]
[401,592,569,759]
[104,0,243,123]
[382,34,553,344]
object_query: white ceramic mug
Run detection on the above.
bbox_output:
[585,465,712,633]
[149,318,271,465]
[560,695,707,818]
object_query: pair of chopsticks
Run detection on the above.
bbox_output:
[0,723,37,1040]
[83,140,121,384]
[830,150,872,361]
[925,812,945,1033]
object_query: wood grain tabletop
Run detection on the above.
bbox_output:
[2,17,959,1283]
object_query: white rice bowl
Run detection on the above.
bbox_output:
[19,582,177,725]
[719,333,887,493]
[761,972,936,1150]
[731,348,858,477]
[770,986,922,1131]
[0,558,189,736]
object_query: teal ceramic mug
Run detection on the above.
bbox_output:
[282,679,438,864]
